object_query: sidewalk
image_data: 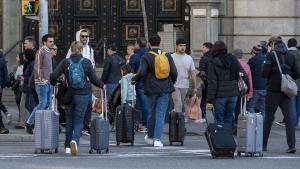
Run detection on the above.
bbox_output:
[0,105,206,142]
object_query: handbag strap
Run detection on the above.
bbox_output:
[272,51,283,75]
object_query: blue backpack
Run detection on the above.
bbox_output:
[68,58,85,89]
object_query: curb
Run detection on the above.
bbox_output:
[0,134,34,142]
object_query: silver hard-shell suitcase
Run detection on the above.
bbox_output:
[34,86,59,154]
[237,97,263,157]
[89,87,109,154]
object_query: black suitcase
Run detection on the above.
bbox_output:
[205,123,236,159]
[89,88,109,154]
[169,112,185,146]
[115,104,135,146]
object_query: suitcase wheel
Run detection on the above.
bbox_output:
[55,148,58,153]
[41,149,45,153]
[180,142,184,146]
[237,152,241,156]
[106,149,109,153]
[169,142,173,146]
[131,142,134,146]
[212,155,216,159]
[96,150,101,154]
[89,149,93,154]
[117,142,120,147]
[48,150,53,154]
[34,149,39,154]
[231,155,234,159]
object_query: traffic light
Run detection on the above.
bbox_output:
[22,0,39,16]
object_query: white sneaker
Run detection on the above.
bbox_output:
[154,140,163,147]
[70,140,77,156]
[65,148,71,154]
[144,135,154,145]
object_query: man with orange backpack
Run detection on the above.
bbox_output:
[132,34,177,147]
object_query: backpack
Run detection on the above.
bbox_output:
[68,58,85,89]
[149,50,170,79]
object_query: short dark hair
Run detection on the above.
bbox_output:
[24,36,36,48]
[203,42,213,50]
[288,38,297,48]
[136,37,147,48]
[42,34,54,43]
[212,41,228,55]
[149,34,161,46]
[24,49,36,62]
[81,29,88,33]
[107,43,117,51]
[176,38,187,45]
[259,41,268,55]
[121,64,132,75]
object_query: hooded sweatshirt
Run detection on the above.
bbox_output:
[66,29,95,68]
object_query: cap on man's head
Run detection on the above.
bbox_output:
[232,48,244,59]
[268,35,282,46]
[251,45,262,54]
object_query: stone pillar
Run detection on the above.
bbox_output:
[0,0,3,50]
[187,0,221,58]
[3,0,22,72]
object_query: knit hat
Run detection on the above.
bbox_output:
[232,48,243,59]
[251,45,262,54]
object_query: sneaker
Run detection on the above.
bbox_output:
[286,147,296,154]
[25,123,33,135]
[144,134,154,145]
[154,140,163,147]
[5,113,12,124]
[81,130,90,136]
[65,147,71,154]
[70,140,77,156]
[0,128,9,134]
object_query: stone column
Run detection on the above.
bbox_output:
[187,0,221,58]
[3,0,22,72]
[0,0,3,50]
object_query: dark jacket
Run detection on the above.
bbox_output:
[129,48,149,89]
[262,41,300,92]
[0,53,8,88]
[22,60,35,93]
[132,48,178,95]
[50,54,104,95]
[101,53,125,84]
[199,51,212,74]
[248,52,267,90]
[207,53,242,103]
[287,48,300,90]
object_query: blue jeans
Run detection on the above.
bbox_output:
[146,93,170,140]
[26,83,52,125]
[214,96,238,127]
[247,90,266,116]
[136,88,149,126]
[64,94,90,148]
[292,91,300,126]
[106,84,118,101]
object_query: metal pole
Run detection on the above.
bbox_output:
[141,0,148,41]
[39,0,48,47]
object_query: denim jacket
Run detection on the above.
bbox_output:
[120,73,136,104]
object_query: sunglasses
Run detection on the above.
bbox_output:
[81,35,89,38]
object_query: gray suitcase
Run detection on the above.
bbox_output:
[237,97,263,157]
[89,87,109,154]
[34,86,59,154]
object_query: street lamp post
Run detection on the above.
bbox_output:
[39,0,48,47]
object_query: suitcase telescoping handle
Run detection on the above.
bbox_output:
[240,96,247,116]
[204,106,216,127]
[52,85,59,113]
[100,85,108,121]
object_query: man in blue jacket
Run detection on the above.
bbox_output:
[129,37,149,131]
[132,34,177,147]
[0,51,9,134]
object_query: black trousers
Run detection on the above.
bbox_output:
[263,91,296,148]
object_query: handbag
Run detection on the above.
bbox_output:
[273,51,298,97]
[186,94,202,120]
[238,72,249,96]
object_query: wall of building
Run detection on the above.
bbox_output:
[0,0,3,50]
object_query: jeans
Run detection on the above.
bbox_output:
[64,94,90,148]
[171,87,188,113]
[83,93,93,130]
[200,87,207,118]
[136,88,149,126]
[263,91,295,148]
[247,90,266,116]
[213,96,238,127]
[26,83,52,125]
[146,93,170,140]
[291,92,300,126]
[106,84,118,102]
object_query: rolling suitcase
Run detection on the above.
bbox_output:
[237,97,263,157]
[89,87,110,154]
[169,112,185,146]
[204,109,236,159]
[34,86,59,154]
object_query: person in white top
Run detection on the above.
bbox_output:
[66,29,95,68]
[171,38,197,114]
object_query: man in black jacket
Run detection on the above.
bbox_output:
[101,44,125,101]
[0,51,9,134]
[262,36,300,153]
[132,34,177,147]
